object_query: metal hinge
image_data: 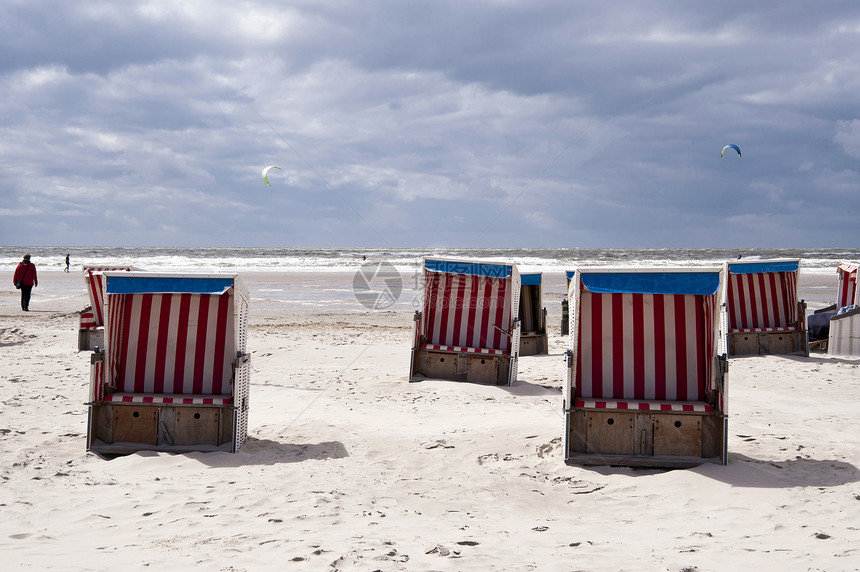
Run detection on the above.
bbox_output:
[91,349,104,364]
[565,349,573,368]
[413,310,422,322]
[234,351,250,367]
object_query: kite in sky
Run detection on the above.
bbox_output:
[721,144,741,158]
[262,165,281,185]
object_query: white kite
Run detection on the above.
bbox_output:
[262,165,281,186]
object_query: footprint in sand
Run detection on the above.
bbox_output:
[537,437,561,458]
[423,439,455,450]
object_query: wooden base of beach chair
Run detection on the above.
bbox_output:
[519,333,547,356]
[727,330,808,356]
[88,403,238,454]
[411,349,511,385]
[77,328,104,352]
[565,409,726,468]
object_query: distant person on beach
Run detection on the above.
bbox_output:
[64,253,70,272]
[13,254,38,312]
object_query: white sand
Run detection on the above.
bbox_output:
[1,271,858,570]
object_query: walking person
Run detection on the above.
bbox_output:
[64,253,70,272]
[13,254,38,311]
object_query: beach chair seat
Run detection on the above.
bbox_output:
[419,343,510,355]
[87,272,251,455]
[410,258,521,385]
[725,259,807,356]
[573,398,714,412]
[564,267,728,468]
[728,326,798,333]
[102,393,234,405]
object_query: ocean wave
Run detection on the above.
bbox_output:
[1,246,856,275]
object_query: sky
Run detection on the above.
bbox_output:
[1,1,859,248]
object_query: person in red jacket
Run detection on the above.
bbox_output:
[13,254,38,311]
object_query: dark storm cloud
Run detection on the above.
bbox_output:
[1,0,859,247]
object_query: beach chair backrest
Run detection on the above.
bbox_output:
[519,273,542,334]
[83,266,134,327]
[570,269,723,402]
[422,259,519,352]
[725,260,800,330]
[103,273,246,395]
[837,262,858,308]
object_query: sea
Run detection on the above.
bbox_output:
[3,246,856,312]
[2,246,858,275]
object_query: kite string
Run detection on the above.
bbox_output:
[253,108,392,248]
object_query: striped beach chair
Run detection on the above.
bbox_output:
[725,259,807,356]
[87,272,251,454]
[519,272,547,356]
[836,262,858,309]
[78,266,135,351]
[409,258,521,385]
[828,262,860,356]
[564,267,728,468]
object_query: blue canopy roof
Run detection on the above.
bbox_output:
[106,275,235,295]
[728,260,799,274]
[565,270,576,281]
[424,259,513,278]
[580,272,720,296]
[520,272,541,286]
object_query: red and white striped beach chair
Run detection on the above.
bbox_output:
[519,272,547,356]
[725,259,807,356]
[564,267,728,468]
[78,266,135,351]
[836,262,858,309]
[828,262,860,356]
[410,258,521,385]
[87,272,251,454]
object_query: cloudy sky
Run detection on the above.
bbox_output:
[2,1,859,248]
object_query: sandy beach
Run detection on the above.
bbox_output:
[1,270,858,570]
